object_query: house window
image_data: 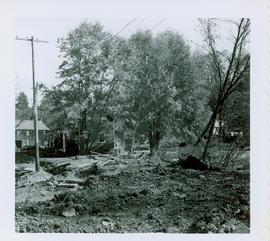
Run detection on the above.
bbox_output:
[26,131,29,136]
[16,140,22,149]
[98,133,105,143]
[16,130,21,137]
[26,139,29,145]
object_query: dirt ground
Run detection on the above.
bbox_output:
[15,153,250,233]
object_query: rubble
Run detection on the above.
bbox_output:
[15,153,250,233]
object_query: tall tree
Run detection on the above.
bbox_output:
[196,18,250,161]
[15,91,32,122]
[116,31,194,155]
[16,92,29,110]
[53,21,124,154]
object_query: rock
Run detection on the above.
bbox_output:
[102,221,111,226]
[231,225,236,231]
[206,223,217,232]
[61,207,76,217]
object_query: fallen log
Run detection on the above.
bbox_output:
[15,169,33,178]
[64,178,85,184]
[47,162,71,170]
[99,159,115,167]
[56,183,78,188]
[89,151,120,162]
[48,160,71,167]
[72,161,96,169]
[89,152,129,167]
[46,163,71,174]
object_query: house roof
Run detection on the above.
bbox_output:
[16,120,50,131]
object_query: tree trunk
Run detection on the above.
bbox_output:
[131,129,137,154]
[148,113,161,156]
[79,110,87,155]
[88,115,103,150]
[148,130,161,156]
[131,122,140,153]
[201,118,216,163]
[62,132,66,153]
[197,97,227,162]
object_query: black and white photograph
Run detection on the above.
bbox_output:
[0,0,269,239]
[14,16,251,233]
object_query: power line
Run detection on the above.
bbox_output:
[126,18,147,34]
[113,18,137,37]
[150,18,167,31]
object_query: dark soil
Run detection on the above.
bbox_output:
[15,157,250,233]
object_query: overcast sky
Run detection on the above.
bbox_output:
[15,17,237,103]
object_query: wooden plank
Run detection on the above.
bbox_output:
[99,159,114,167]
[50,161,71,168]
[64,178,85,184]
[47,163,70,172]
[56,183,78,188]
[72,161,96,169]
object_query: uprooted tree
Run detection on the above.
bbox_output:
[195,18,250,161]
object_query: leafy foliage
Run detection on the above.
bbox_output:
[39,19,250,157]
[16,92,32,121]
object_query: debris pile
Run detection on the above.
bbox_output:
[16,164,52,188]
[15,152,250,233]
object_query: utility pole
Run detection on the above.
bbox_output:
[16,36,49,172]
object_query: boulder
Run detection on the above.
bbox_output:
[61,207,76,217]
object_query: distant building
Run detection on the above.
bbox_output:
[213,120,225,135]
[15,120,50,151]
[213,119,243,141]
